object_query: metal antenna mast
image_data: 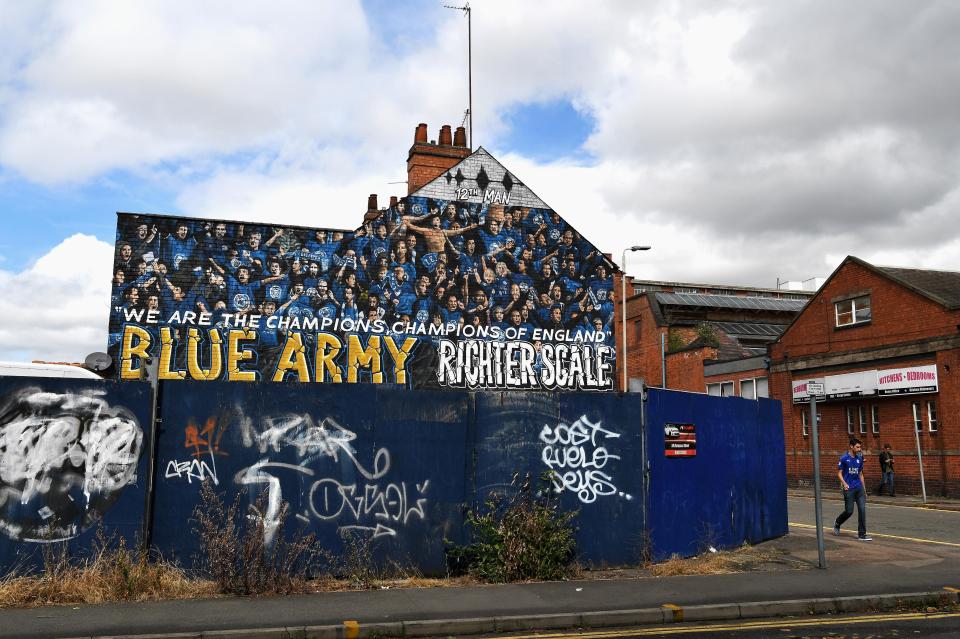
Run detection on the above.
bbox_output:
[444,2,472,148]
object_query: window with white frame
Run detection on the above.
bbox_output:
[801,409,821,437]
[912,402,923,432]
[835,295,871,327]
[846,406,855,434]
[871,405,880,434]
[707,381,735,397]
[756,377,769,398]
[738,377,769,400]
[858,405,868,434]
[928,400,938,432]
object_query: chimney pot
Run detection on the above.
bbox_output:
[415,123,428,143]
[454,126,467,147]
[367,194,378,211]
[407,121,473,194]
[439,124,453,146]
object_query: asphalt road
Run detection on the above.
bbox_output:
[492,610,960,638]
[788,495,960,545]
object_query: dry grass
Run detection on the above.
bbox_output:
[193,482,330,596]
[0,541,216,608]
[648,543,793,577]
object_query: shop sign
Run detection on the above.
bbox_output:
[876,364,938,396]
[825,370,876,400]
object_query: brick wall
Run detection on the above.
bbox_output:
[772,258,960,497]
[665,346,716,392]
[770,259,959,361]
[618,288,670,390]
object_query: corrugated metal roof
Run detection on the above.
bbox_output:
[709,321,789,337]
[655,292,807,312]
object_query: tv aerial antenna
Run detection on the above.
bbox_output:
[444,2,472,149]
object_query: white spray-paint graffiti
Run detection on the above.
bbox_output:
[0,388,143,542]
[172,411,430,544]
[164,457,218,485]
[309,478,430,538]
[539,414,631,504]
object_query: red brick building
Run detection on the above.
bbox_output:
[769,256,960,497]
[615,278,810,394]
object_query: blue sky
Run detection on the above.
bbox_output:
[0,172,180,268]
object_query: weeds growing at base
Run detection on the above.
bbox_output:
[0,529,214,608]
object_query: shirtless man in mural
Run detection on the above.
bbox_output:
[401,213,479,256]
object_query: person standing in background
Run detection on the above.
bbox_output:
[878,444,895,496]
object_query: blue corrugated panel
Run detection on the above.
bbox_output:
[151,382,470,575]
[471,392,645,567]
[645,388,787,560]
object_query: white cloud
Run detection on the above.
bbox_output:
[1,0,959,354]
[0,234,113,362]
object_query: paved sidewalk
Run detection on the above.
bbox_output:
[3,525,959,639]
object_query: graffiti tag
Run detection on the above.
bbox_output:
[539,415,630,504]
[0,388,143,542]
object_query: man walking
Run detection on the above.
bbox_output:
[834,438,872,541]
[878,444,895,496]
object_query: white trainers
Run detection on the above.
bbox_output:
[833,525,841,536]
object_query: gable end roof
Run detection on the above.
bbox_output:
[872,262,960,310]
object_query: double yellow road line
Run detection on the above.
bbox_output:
[492,610,960,638]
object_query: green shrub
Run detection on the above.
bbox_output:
[695,323,720,347]
[447,474,578,582]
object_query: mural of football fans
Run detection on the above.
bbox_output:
[109,199,616,390]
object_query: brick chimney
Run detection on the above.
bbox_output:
[406,122,472,194]
[363,193,379,222]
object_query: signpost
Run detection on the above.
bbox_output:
[807,381,826,569]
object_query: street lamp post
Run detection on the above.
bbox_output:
[621,245,651,392]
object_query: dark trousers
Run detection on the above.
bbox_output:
[835,486,867,537]
[878,471,894,495]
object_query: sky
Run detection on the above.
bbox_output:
[1,0,959,362]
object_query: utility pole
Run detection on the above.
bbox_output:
[807,381,826,569]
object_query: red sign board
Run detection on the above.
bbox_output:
[664,423,696,457]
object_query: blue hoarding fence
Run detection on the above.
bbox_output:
[0,378,786,575]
